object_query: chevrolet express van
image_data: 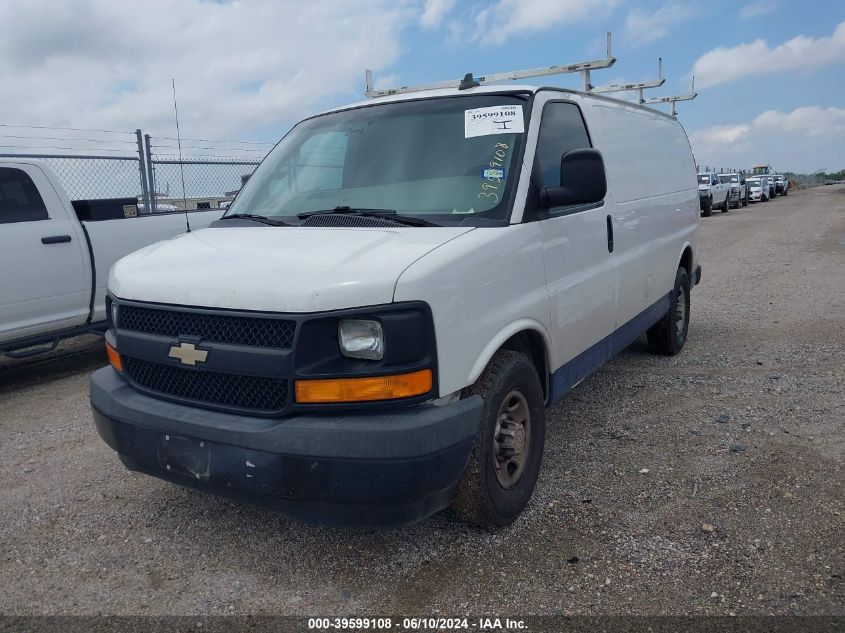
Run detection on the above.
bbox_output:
[91,84,701,528]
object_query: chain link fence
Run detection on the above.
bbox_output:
[145,135,270,211]
[0,153,145,201]
[0,126,273,212]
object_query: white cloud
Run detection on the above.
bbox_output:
[473,0,618,45]
[688,106,845,172]
[623,3,696,47]
[0,0,413,144]
[692,20,845,88]
[420,0,456,28]
[739,0,777,19]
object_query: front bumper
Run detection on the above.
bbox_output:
[749,191,762,201]
[91,367,482,527]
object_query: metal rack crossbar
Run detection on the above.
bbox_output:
[591,58,664,104]
[642,77,698,117]
[365,33,616,98]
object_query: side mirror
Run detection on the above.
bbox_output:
[540,148,607,207]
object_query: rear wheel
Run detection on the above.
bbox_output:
[647,267,690,356]
[450,350,545,527]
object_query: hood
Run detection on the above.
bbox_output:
[109,225,474,312]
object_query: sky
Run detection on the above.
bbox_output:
[1,0,843,173]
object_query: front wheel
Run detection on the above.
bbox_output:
[721,195,730,212]
[450,350,545,527]
[701,197,712,217]
[647,267,690,356]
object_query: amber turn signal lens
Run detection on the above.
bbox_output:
[105,341,123,373]
[295,369,432,404]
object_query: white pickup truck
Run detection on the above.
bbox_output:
[697,172,730,216]
[0,160,222,357]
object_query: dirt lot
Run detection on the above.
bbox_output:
[1,186,843,617]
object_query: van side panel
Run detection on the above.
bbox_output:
[584,101,698,327]
[393,224,552,397]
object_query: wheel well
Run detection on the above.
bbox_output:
[501,330,548,400]
[680,246,693,275]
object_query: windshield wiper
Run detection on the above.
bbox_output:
[219,213,290,226]
[296,206,439,227]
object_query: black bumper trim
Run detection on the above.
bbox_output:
[90,367,482,527]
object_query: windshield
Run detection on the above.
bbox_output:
[698,175,710,185]
[226,95,529,225]
[747,178,761,187]
[720,174,738,183]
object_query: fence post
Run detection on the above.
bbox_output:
[136,129,151,212]
[144,134,156,213]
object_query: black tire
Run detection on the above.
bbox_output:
[450,350,545,527]
[647,267,690,356]
[721,195,730,212]
[783,188,788,196]
[701,197,712,217]
[742,191,749,207]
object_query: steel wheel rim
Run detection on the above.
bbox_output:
[493,389,531,489]
[675,287,687,336]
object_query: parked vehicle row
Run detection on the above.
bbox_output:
[697,170,789,216]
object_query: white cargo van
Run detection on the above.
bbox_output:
[91,81,701,528]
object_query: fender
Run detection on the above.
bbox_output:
[465,318,553,388]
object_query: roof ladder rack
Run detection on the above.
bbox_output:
[642,76,698,117]
[590,58,664,103]
[364,33,616,98]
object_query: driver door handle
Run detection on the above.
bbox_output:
[41,235,72,244]
[606,215,614,253]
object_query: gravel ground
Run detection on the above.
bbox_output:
[1,185,843,617]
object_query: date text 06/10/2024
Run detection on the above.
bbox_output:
[307,617,527,631]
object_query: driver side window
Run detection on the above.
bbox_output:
[535,102,592,188]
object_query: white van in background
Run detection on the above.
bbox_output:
[91,84,701,528]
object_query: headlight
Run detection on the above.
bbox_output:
[338,319,384,360]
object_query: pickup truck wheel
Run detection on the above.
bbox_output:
[450,350,545,527]
[721,195,730,212]
[646,267,690,356]
[701,197,712,217]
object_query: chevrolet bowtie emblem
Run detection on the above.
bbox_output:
[168,342,209,366]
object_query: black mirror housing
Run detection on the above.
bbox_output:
[540,148,607,207]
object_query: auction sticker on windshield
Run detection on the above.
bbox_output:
[464,105,525,138]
